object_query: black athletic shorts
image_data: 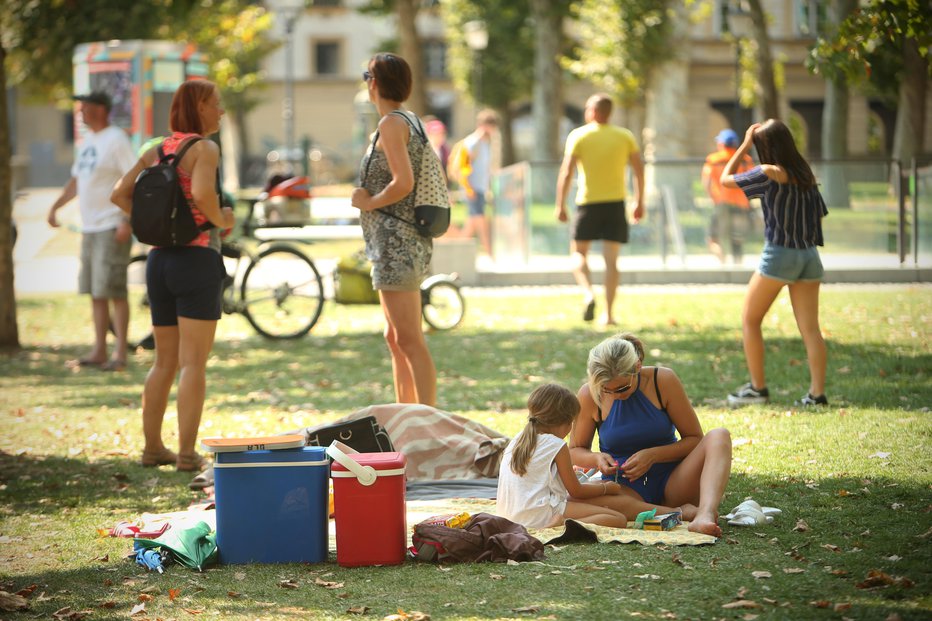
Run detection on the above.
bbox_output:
[146,246,225,325]
[572,200,629,243]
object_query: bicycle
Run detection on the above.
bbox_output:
[128,215,465,342]
[129,238,326,340]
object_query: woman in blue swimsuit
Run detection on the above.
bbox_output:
[570,333,732,537]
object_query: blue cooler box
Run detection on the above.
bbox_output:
[214,446,329,564]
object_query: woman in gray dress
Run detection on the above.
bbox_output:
[351,53,437,406]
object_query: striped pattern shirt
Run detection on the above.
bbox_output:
[734,166,828,248]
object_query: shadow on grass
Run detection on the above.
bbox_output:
[3,326,928,413]
[2,467,928,620]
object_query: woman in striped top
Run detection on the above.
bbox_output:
[720,120,829,408]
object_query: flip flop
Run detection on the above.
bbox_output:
[189,464,214,491]
[724,499,782,520]
[101,359,127,372]
[727,507,774,526]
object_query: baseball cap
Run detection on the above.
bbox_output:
[73,90,112,110]
[716,128,739,147]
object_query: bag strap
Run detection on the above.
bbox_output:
[159,136,202,168]
[359,112,422,232]
[654,367,664,408]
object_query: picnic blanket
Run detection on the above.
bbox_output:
[531,518,717,546]
[290,403,511,481]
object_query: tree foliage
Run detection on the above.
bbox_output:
[807,0,932,98]
[562,0,675,106]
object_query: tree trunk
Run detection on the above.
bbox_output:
[747,0,779,120]
[892,37,928,165]
[498,105,516,167]
[0,43,21,350]
[820,0,856,208]
[644,3,691,209]
[530,0,562,162]
[396,0,427,116]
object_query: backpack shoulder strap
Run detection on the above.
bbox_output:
[170,137,203,168]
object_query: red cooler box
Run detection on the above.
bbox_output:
[327,441,407,567]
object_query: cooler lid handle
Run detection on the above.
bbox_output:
[326,440,378,486]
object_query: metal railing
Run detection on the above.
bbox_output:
[489,158,930,271]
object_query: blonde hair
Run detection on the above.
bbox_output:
[509,384,580,476]
[586,333,645,398]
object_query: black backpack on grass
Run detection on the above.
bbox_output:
[131,137,214,246]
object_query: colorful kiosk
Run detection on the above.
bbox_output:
[72,40,209,152]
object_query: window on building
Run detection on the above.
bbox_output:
[423,40,448,79]
[315,41,341,76]
[795,0,826,37]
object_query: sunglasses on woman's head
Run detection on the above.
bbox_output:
[362,70,373,82]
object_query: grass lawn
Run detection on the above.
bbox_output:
[1,284,930,620]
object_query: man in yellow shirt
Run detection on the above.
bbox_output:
[555,93,644,324]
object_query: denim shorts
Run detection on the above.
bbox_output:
[758,241,824,283]
[466,191,486,217]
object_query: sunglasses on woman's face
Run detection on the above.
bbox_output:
[362,70,373,82]
[601,374,636,395]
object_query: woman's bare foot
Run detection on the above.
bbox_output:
[687,509,722,537]
[677,503,699,521]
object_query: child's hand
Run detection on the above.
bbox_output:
[603,481,623,495]
[595,452,618,475]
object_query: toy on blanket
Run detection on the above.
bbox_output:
[633,508,682,531]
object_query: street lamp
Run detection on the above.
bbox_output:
[463,20,488,107]
[727,1,753,129]
[278,0,304,171]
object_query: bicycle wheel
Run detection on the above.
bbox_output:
[421,279,464,331]
[240,244,324,339]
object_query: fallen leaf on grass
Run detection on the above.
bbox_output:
[100,601,116,609]
[347,605,369,615]
[512,606,540,614]
[722,600,761,609]
[0,591,29,611]
[821,544,841,552]
[868,452,891,459]
[227,591,242,598]
[855,570,915,589]
[313,577,345,589]
[182,608,204,614]
[793,519,809,532]
[633,574,661,580]
[279,579,300,590]
[52,607,93,620]
[383,610,430,620]
[130,602,146,616]
[138,593,153,602]
[736,586,749,598]
[139,585,159,594]
[489,574,504,580]
[810,600,831,608]
[752,571,772,579]
[15,584,37,597]
[234,571,247,580]
[169,588,181,601]
[834,602,852,612]
[783,568,805,574]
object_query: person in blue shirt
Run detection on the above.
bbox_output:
[720,120,829,408]
[570,333,733,538]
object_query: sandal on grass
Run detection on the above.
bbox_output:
[177,452,208,472]
[141,447,178,468]
[189,464,215,491]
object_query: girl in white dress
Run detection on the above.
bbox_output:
[497,384,628,529]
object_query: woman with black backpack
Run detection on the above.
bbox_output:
[111,79,234,473]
